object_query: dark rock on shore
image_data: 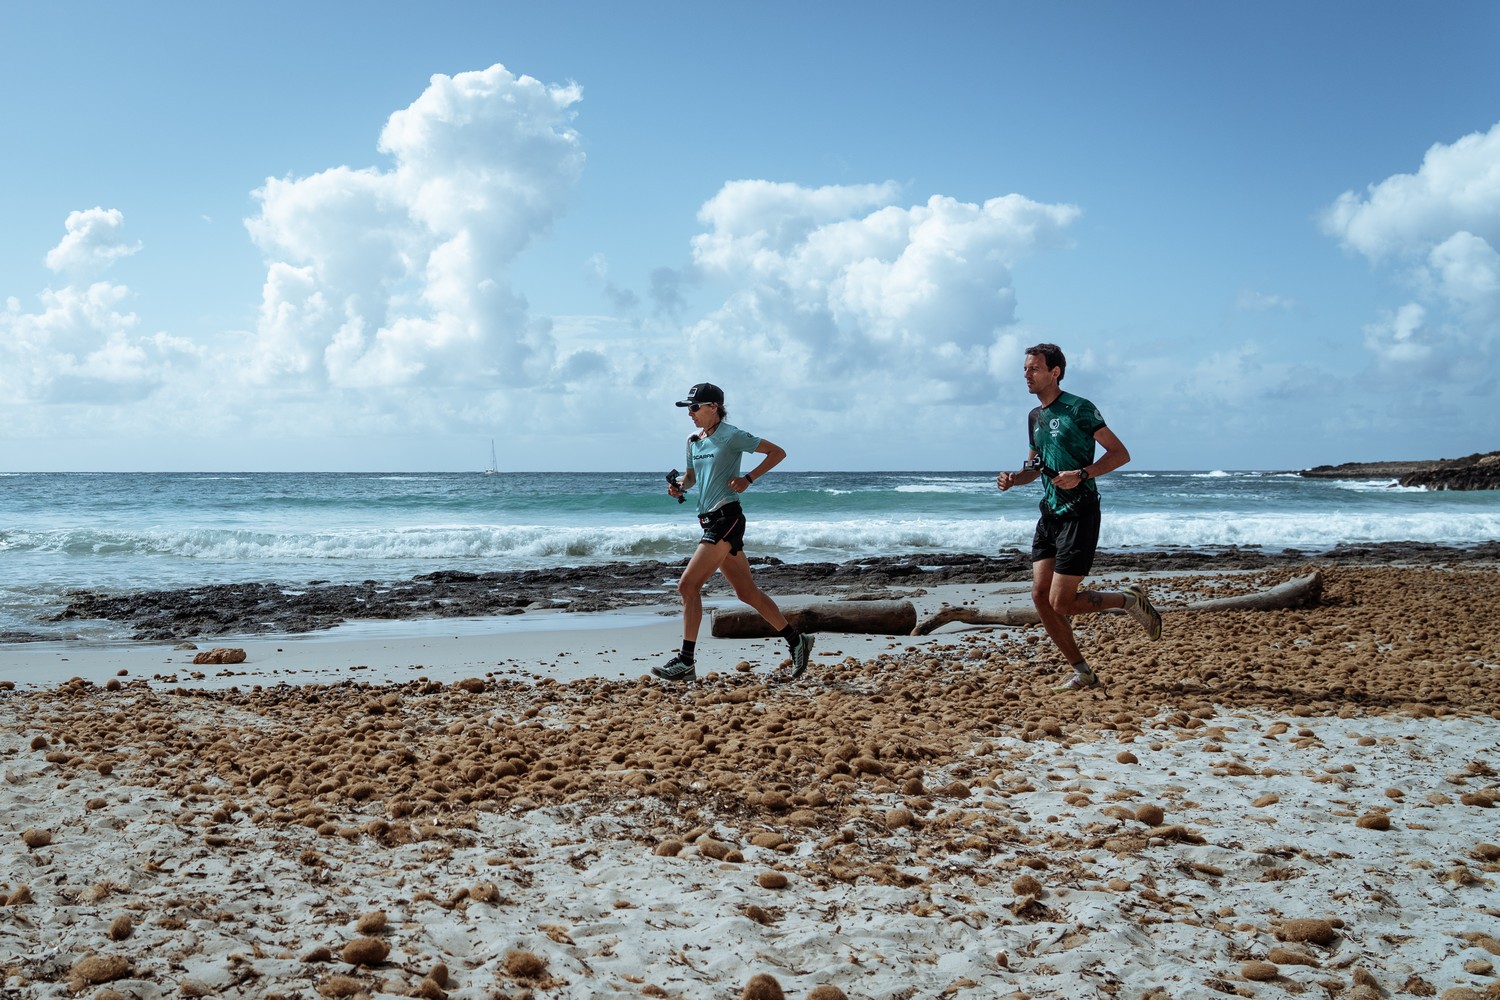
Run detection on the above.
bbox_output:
[46,541,1500,642]
[1396,451,1500,490]
[1301,450,1500,490]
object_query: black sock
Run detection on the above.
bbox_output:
[777,625,799,650]
[679,640,696,663]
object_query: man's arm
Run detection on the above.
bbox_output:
[996,451,1045,491]
[1054,426,1130,490]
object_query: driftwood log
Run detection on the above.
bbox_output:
[911,571,1324,636]
[711,600,916,639]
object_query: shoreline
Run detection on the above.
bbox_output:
[15,539,1500,645]
[3,563,1498,998]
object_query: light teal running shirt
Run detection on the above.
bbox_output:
[686,421,761,515]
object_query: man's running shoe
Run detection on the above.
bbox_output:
[652,654,696,682]
[1051,662,1099,692]
[789,633,815,679]
[1122,584,1162,641]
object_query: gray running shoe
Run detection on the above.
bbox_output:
[1122,584,1162,640]
[790,633,815,678]
[652,654,696,681]
[1051,662,1099,692]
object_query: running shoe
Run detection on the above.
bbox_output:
[1122,584,1163,641]
[789,633,815,679]
[652,654,696,682]
[1051,662,1099,692]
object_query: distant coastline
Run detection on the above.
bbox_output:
[1300,449,1500,490]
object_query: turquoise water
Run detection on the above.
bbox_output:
[2,469,1497,639]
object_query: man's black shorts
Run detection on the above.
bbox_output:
[1031,499,1101,577]
[698,502,747,556]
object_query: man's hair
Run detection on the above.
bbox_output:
[1025,343,1066,381]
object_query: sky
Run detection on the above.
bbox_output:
[2,1,1498,473]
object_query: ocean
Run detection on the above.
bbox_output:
[3,469,1498,641]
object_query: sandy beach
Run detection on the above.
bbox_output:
[3,563,1499,999]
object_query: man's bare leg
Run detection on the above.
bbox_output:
[1034,561,1130,689]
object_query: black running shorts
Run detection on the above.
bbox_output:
[698,502,747,556]
[1031,498,1102,577]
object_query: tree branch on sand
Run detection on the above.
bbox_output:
[910,571,1323,635]
[710,573,1324,639]
[710,600,917,639]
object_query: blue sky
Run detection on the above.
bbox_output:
[2,1,1497,472]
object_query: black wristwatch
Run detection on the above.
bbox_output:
[1078,468,1091,481]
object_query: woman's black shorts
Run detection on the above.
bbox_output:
[698,502,747,556]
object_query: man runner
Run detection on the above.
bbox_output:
[995,343,1162,690]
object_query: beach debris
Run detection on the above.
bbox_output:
[69,954,131,985]
[340,936,389,966]
[807,987,849,1000]
[1241,960,1279,980]
[191,647,245,665]
[20,828,51,849]
[1266,946,1318,966]
[757,871,789,889]
[503,950,547,980]
[712,599,915,638]
[912,571,1324,633]
[1462,932,1500,956]
[884,806,915,830]
[743,903,775,925]
[317,974,366,997]
[1135,804,1166,826]
[1273,918,1340,945]
[1011,874,1044,897]
[354,910,387,934]
[470,881,502,903]
[741,973,785,1000]
[107,915,132,941]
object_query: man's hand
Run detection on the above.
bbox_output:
[1056,469,1089,489]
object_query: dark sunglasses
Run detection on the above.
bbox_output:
[689,403,711,413]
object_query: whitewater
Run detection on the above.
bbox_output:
[2,469,1497,639]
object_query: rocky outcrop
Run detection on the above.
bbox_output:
[1300,459,1441,478]
[1301,450,1500,490]
[1397,451,1500,491]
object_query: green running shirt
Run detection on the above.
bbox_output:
[1028,390,1106,518]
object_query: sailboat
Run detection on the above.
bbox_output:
[483,440,499,476]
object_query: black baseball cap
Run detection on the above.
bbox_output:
[675,382,724,407]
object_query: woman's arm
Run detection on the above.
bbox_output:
[733,439,786,492]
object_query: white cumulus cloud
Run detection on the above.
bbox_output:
[0,280,195,404]
[243,63,585,389]
[43,207,142,278]
[1,212,195,407]
[682,181,1079,411]
[1321,121,1500,370]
